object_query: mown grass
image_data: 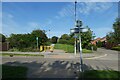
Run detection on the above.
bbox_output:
[78,70,120,80]
[54,44,92,53]
[82,49,92,53]
[1,53,44,57]
[2,65,28,79]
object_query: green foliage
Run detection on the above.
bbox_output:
[9,48,19,52]
[96,41,102,47]
[93,45,97,51]
[111,46,120,51]
[60,34,70,40]
[106,18,120,48]
[58,39,68,44]
[51,36,58,44]
[8,29,48,51]
[0,33,6,42]
[81,27,92,48]
[45,41,51,46]
[85,43,97,51]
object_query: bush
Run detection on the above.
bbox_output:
[93,45,97,51]
[45,41,51,46]
[58,39,68,44]
[86,44,97,51]
[96,41,102,47]
[111,46,120,51]
[9,48,19,52]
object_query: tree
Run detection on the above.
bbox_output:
[8,29,48,50]
[96,41,102,47]
[80,27,92,48]
[106,18,120,47]
[112,18,120,44]
[31,30,48,45]
[0,33,6,42]
[51,36,58,44]
[60,34,70,40]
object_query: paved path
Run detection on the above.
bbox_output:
[1,48,119,78]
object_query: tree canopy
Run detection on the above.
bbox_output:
[8,29,48,50]
[51,36,58,44]
[0,33,6,42]
[106,18,120,45]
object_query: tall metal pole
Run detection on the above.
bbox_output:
[78,25,83,72]
[74,1,77,55]
[49,29,50,39]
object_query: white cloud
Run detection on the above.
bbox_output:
[2,13,21,36]
[56,2,113,19]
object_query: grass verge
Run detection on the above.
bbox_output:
[2,65,28,79]
[1,53,44,57]
[54,44,92,53]
[111,46,120,51]
[78,70,120,80]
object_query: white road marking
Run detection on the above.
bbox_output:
[84,54,108,59]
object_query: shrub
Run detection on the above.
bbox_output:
[58,39,68,44]
[111,46,120,51]
[93,45,97,51]
[9,48,19,52]
[96,41,102,47]
[86,44,97,51]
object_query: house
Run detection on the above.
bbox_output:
[91,37,107,46]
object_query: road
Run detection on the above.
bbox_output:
[1,48,119,78]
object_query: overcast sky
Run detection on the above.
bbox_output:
[2,2,118,38]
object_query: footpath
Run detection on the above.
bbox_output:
[42,48,106,59]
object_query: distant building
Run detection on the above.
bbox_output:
[91,37,107,46]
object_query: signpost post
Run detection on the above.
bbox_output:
[70,1,88,74]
